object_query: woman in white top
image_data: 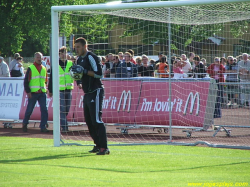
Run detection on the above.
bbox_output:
[13,56,25,77]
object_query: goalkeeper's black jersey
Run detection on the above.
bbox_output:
[76,51,103,94]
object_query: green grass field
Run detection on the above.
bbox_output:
[0,137,249,187]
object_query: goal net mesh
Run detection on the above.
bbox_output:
[57,1,250,148]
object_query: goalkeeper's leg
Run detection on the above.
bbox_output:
[84,89,108,151]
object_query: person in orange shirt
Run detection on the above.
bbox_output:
[207,57,226,118]
[156,55,169,78]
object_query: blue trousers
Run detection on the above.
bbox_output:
[23,93,48,129]
[60,90,72,130]
[214,84,223,118]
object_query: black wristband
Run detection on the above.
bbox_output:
[83,69,88,75]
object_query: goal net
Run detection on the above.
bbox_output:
[51,0,250,149]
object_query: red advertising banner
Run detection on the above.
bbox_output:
[135,81,210,127]
[73,80,142,123]
[15,78,212,128]
[19,85,78,122]
[102,80,142,124]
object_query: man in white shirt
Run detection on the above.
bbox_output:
[0,56,10,77]
[238,53,250,107]
[181,54,192,77]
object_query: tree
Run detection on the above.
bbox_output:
[0,0,106,57]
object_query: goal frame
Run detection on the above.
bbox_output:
[51,0,250,147]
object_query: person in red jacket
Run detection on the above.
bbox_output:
[207,57,225,118]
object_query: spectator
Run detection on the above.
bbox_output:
[116,52,137,78]
[220,57,227,67]
[9,53,20,75]
[11,56,24,77]
[127,49,137,65]
[201,58,208,71]
[233,58,237,64]
[48,46,74,132]
[181,54,192,76]
[155,52,164,64]
[156,55,169,78]
[103,53,113,78]
[149,59,155,71]
[169,56,176,76]
[99,56,105,65]
[225,56,238,107]
[118,52,124,62]
[173,57,184,78]
[135,56,142,67]
[207,57,225,118]
[0,56,10,77]
[236,55,243,63]
[22,52,49,133]
[41,60,47,68]
[192,55,206,78]
[189,52,195,69]
[238,53,250,108]
[110,55,121,77]
[138,55,154,77]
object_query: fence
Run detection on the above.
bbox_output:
[0,76,250,149]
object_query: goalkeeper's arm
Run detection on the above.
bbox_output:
[88,55,103,78]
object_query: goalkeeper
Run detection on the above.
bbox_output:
[48,46,74,132]
[74,37,109,155]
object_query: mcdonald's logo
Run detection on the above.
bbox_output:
[117,90,131,113]
[183,92,200,116]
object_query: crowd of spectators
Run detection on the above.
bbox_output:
[98,50,250,110]
[1,50,250,110]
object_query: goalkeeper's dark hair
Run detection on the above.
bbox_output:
[75,37,87,46]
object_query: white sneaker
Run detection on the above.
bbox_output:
[226,101,232,107]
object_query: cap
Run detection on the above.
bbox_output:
[158,52,163,56]
[0,56,4,60]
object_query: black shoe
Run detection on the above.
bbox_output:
[96,148,110,155]
[41,128,49,133]
[89,146,100,153]
[45,123,49,128]
[22,123,28,132]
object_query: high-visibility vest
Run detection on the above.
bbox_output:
[29,64,47,93]
[59,60,74,90]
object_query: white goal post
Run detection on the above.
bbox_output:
[51,0,250,147]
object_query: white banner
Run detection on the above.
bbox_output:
[0,78,24,119]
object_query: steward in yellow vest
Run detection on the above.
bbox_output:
[29,64,47,92]
[59,60,74,91]
[48,46,74,132]
[23,52,49,133]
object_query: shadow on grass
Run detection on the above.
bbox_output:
[1,154,249,174]
[0,152,95,164]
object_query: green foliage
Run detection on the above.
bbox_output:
[231,20,249,38]
[0,0,106,57]
[118,15,250,53]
